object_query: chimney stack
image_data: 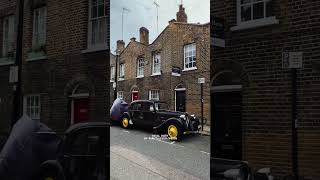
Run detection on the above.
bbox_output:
[116,40,125,53]
[176,4,187,23]
[139,27,149,45]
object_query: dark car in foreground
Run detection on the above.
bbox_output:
[116,100,200,140]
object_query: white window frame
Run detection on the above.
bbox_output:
[1,15,15,57]
[152,53,161,75]
[183,43,197,71]
[117,91,124,100]
[119,63,125,80]
[110,66,115,82]
[136,58,144,78]
[23,94,41,120]
[149,90,160,101]
[231,0,278,31]
[87,0,108,51]
[32,7,47,49]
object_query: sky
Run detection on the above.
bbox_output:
[110,0,210,52]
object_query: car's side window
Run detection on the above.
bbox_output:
[131,103,142,111]
[143,102,154,112]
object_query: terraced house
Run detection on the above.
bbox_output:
[0,0,109,134]
[110,4,210,122]
[211,0,320,179]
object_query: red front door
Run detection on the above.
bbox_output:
[73,98,89,124]
[132,92,139,101]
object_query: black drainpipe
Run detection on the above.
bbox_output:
[291,68,299,179]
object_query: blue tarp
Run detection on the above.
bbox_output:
[110,98,128,121]
[0,115,61,180]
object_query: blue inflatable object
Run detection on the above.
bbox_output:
[110,98,128,121]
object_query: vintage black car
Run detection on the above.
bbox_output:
[119,100,200,140]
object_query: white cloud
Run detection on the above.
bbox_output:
[110,0,210,52]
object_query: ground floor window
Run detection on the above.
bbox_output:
[149,90,159,101]
[23,94,41,120]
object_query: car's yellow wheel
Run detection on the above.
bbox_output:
[45,178,54,180]
[167,125,179,140]
[122,117,129,128]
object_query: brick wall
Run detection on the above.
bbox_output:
[111,21,210,122]
[212,0,320,179]
[0,0,109,134]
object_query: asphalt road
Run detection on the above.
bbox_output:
[110,125,210,180]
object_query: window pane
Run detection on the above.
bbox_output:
[266,0,273,17]
[241,0,251,4]
[91,20,98,44]
[253,2,264,19]
[92,0,97,6]
[241,5,252,22]
[98,4,104,17]
[91,6,97,18]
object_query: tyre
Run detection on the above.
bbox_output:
[167,123,181,141]
[121,116,130,129]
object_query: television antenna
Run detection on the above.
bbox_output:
[153,1,160,34]
[122,7,130,40]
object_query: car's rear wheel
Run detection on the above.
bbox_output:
[167,124,181,141]
[121,117,130,129]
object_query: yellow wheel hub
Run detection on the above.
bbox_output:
[122,118,129,128]
[45,178,54,180]
[168,125,178,139]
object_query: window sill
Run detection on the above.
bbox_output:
[151,73,161,76]
[118,78,125,81]
[136,76,144,79]
[0,57,14,66]
[110,80,115,83]
[81,46,108,54]
[182,67,197,72]
[26,56,47,61]
[231,16,279,31]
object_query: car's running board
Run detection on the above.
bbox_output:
[183,131,200,135]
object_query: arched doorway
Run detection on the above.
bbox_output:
[69,84,90,124]
[131,86,139,102]
[211,60,249,160]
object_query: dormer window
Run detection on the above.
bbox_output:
[231,0,279,31]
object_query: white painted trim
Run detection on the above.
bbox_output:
[211,85,242,92]
[136,75,144,79]
[151,73,161,76]
[231,16,279,31]
[69,93,90,98]
[175,88,186,91]
[182,67,197,72]
[26,56,47,61]
[81,46,108,54]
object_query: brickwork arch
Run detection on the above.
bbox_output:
[64,74,95,97]
[211,60,250,88]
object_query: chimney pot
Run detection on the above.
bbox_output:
[139,27,149,45]
[176,4,188,23]
[116,40,125,53]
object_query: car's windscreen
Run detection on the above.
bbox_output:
[155,103,169,111]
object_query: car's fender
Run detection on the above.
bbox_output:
[153,117,186,134]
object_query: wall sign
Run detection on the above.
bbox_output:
[172,66,181,77]
[282,52,303,69]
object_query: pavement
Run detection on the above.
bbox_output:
[110,125,210,180]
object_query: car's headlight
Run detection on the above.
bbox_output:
[179,114,186,119]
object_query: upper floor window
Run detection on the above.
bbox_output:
[23,94,41,120]
[119,63,125,80]
[117,91,124,100]
[1,15,15,58]
[110,66,115,81]
[149,90,159,101]
[184,43,197,70]
[152,53,161,75]
[88,0,108,49]
[137,58,144,78]
[232,0,278,31]
[32,7,47,49]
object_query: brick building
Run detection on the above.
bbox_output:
[110,4,210,122]
[0,0,109,134]
[211,0,320,179]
